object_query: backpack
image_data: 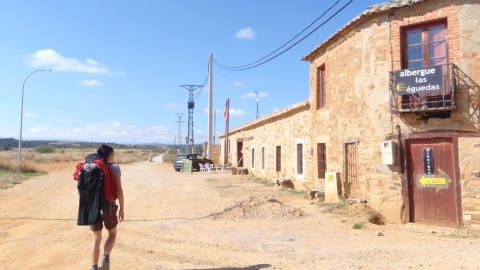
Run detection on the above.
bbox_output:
[76,154,106,226]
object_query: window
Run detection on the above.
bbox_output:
[344,142,358,196]
[403,21,447,69]
[296,143,303,175]
[317,143,327,178]
[261,145,265,170]
[251,146,255,168]
[275,146,281,172]
[316,65,326,109]
[400,20,451,112]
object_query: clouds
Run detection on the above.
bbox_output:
[228,108,245,117]
[26,49,109,74]
[25,121,175,144]
[202,107,245,117]
[234,27,255,40]
[232,81,243,87]
[78,80,103,86]
[24,112,38,119]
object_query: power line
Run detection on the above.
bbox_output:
[193,74,209,102]
[214,0,342,70]
[213,0,354,71]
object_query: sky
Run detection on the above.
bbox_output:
[0,0,388,145]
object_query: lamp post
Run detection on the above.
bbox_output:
[254,91,259,119]
[18,69,52,161]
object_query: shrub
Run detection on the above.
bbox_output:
[353,222,366,229]
[34,145,55,154]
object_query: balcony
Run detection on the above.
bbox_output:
[389,64,458,114]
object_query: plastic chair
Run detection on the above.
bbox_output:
[199,164,207,173]
[209,164,215,173]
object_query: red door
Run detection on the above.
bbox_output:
[406,138,458,227]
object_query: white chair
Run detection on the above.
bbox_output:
[199,164,207,173]
[208,164,215,173]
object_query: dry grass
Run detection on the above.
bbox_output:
[1,147,164,170]
[0,147,167,189]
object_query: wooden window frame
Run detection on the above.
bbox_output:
[261,145,265,170]
[401,20,448,69]
[343,141,358,196]
[251,146,255,169]
[296,143,303,175]
[317,143,327,179]
[316,65,326,109]
[275,146,281,172]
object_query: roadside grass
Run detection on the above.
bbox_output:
[0,169,47,190]
[250,176,310,198]
[316,199,350,212]
[251,176,276,187]
[0,147,167,189]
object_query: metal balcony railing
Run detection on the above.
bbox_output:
[389,64,458,113]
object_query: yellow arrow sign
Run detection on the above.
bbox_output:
[419,175,447,187]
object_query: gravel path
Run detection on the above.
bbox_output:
[0,159,479,270]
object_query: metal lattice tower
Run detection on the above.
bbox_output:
[175,113,184,148]
[180,85,202,152]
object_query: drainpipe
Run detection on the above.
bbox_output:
[395,125,401,167]
[396,124,407,223]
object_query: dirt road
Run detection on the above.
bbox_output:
[0,160,479,270]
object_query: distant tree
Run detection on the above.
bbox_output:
[34,145,55,154]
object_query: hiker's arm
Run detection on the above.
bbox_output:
[116,175,125,222]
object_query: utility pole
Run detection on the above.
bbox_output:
[180,85,202,154]
[207,53,214,160]
[254,91,259,119]
[175,113,184,150]
[213,109,216,145]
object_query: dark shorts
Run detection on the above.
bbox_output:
[90,201,118,231]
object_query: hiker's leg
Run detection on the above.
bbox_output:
[102,201,119,256]
[104,226,117,255]
[91,230,102,266]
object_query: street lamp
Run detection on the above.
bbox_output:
[254,91,259,119]
[18,69,52,161]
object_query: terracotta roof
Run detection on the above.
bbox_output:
[302,0,429,61]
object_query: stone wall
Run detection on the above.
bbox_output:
[220,0,480,225]
[459,137,480,220]
[307,6,403,222]
[305,0,480,223]
[220,101,312,189]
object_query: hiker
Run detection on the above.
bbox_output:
[74,144,124,270]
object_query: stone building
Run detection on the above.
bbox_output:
[219,0,480,227]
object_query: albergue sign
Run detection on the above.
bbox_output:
[394,65,444,95]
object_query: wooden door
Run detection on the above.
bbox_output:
[236,141,243,167]
[406,138,457,226]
